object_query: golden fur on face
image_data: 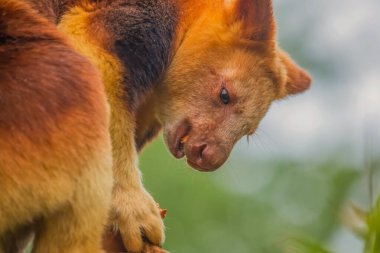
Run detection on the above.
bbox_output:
[155,0,311,171]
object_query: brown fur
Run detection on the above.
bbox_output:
[0,0,311,252]
[0,0,112,252]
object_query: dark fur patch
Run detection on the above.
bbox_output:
[135,121,161,151]
[23,0,80,24]
[96,0,178,109]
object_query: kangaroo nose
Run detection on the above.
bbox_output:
[184,142,229,171]
[189,143,207,161]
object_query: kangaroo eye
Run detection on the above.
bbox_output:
[220,88,230,105]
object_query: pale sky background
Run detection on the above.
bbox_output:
[237,0,380,163]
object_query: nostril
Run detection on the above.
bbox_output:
[198,144,207,160]
[189,143,208,162]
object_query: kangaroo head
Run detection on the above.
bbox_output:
[155,0,311,171]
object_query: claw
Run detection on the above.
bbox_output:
[156,203,168,219]
[103,229,169,253]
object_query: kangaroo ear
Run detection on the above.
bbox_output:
[277,50,312,98]
[224,0,276,41]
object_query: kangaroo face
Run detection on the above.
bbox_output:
[156,0,311,171]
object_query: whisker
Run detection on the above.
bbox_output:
[253,132,264,151]
[257,128,277,148]
[254,128,275,155]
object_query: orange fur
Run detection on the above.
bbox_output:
[0,0,311,252]
[0,0,112,252]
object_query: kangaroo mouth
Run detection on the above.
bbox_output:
[166,121,191,159]
[164,120,233,172]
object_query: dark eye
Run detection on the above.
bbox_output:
[220,88,230,105]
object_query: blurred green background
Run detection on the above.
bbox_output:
[141,138,359,253]
[139,0,380,252]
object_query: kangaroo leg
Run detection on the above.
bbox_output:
[0,1,112,252]
[32,161,113,253]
